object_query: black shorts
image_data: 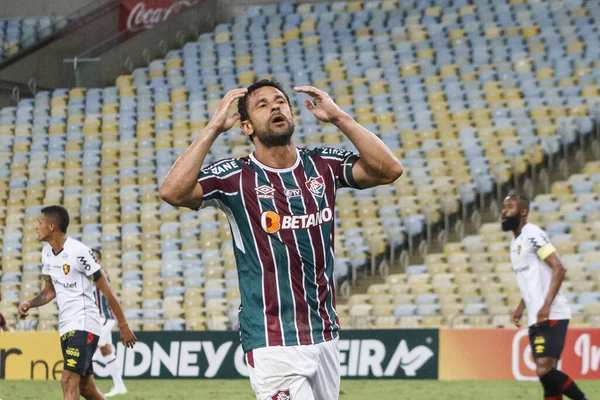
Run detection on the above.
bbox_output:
[60,330,99,376]
[528,319,569,359]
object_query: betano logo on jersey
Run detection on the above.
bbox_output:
[260,207,333,234]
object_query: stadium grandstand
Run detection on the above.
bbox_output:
[0,0,599,337]
[0,16,68,62]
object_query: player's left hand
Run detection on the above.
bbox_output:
[537,304,551,325]
[119,324,137,348]
[294,86,347,124]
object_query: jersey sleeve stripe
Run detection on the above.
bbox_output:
[197,169,242,182]
[536,243,557,260]
[342,155,361,189]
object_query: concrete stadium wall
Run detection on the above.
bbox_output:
[0,3,121,90]
[0,0,96,18]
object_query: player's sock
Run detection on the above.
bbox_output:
[540,375,561,399]
[105,356,126,390]
[542,369,587,400]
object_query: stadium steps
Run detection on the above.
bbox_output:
[341,124,600,302]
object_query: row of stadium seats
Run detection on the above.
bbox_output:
[0,0,599,331]
[347,162,600,329]
[0,16,68,62]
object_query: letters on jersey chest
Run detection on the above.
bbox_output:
[510,237,534,275]
[43,250,80,289]
[248,167,333,235]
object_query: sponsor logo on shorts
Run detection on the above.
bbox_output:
[65,347,80,357]
[535,344,545,354]
[271,389,291,400]
[61,331,76,341]
[87,333,95,344]
[66,359,78,368]
[62,264,70,275]
[534,336,545,345]
[255,185,275,199]
[305,176,325,198]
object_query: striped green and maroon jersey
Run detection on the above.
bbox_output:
[95,287,114,322]
[198,147,361,352]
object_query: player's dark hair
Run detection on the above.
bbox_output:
[92,248,102,260]
[237,79,291,122]
[507,191,530,211]
[518,195,530,210]
[41,205,70,233]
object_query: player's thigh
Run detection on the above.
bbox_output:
[311,338,340,400]
[61,369,81,388]
[100,344,112,356]
[247,345,319,400]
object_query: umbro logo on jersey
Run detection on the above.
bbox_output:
[62,264,71,275]
[255,185,275,199]
[306,176,325,198]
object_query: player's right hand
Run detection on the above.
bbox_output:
[205,88,248,134]
[17,301,31,319]
[510,309,523,328]
[119,324,137,349]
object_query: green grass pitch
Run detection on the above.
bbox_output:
[1,379,599,399]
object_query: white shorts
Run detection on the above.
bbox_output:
[246,337,340,400]
[98,319,115,347]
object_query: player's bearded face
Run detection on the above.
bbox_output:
[253,113,295,148]
[501,213,520,231]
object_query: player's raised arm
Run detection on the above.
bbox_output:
[18,279,56,318]
[159,88,248,209]
[294,86,403,188]
[94,274,137,348]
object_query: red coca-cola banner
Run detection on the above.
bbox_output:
[120,0,199,34]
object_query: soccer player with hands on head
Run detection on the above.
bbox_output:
[160,80,403,400]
